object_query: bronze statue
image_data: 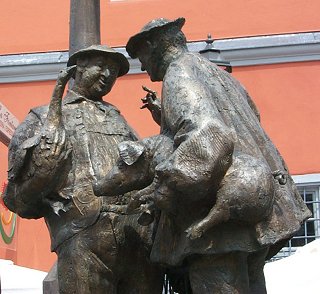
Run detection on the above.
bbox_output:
[3,45,163,294]
[94,18,311,293]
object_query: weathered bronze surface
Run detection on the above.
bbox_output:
[69,0,101,56]
[3,45,163,293]
[94,17,312,293]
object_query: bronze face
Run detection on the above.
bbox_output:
[136,42,163,82]
[75,54,120,100]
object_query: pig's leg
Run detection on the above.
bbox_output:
[185,154,274,240]
[126,183,156,213]
[185,197,230,240]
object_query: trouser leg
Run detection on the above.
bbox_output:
[57,241,117,294]
[247,248,269,294]
[116,215,164,294]
[56,216,118,294]
[188,252,250,294]
[118,261,164,294]
[56,212,164,294]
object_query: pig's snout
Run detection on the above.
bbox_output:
[92,179,106,196]
[93,166,128,196]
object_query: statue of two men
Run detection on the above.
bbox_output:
[4,17,310,294]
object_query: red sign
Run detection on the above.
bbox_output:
[0,102,19,146]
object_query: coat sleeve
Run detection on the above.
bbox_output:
[3,108,71,219]
[155,73,235,199]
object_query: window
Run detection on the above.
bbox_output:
[271,174,320,260]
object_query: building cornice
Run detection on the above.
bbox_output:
[292,173,320,187]
[0,32,319,83]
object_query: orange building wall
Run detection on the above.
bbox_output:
[1,0,320,54]
[233,61,320,175]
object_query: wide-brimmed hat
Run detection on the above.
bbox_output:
[67,45,129,77]
[126,17,185,58]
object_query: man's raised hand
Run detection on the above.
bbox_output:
[141,85,162,125]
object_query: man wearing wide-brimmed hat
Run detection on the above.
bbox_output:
[4,45,163,293]
[125,17,311,293]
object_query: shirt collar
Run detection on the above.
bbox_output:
[63,90,119,114]
[62,90,100,105]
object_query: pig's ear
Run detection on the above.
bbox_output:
[118,141,145,165]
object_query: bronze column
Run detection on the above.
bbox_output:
[69,0,101,56]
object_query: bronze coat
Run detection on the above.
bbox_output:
[150,52,311,266]
[4,90,137,250]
